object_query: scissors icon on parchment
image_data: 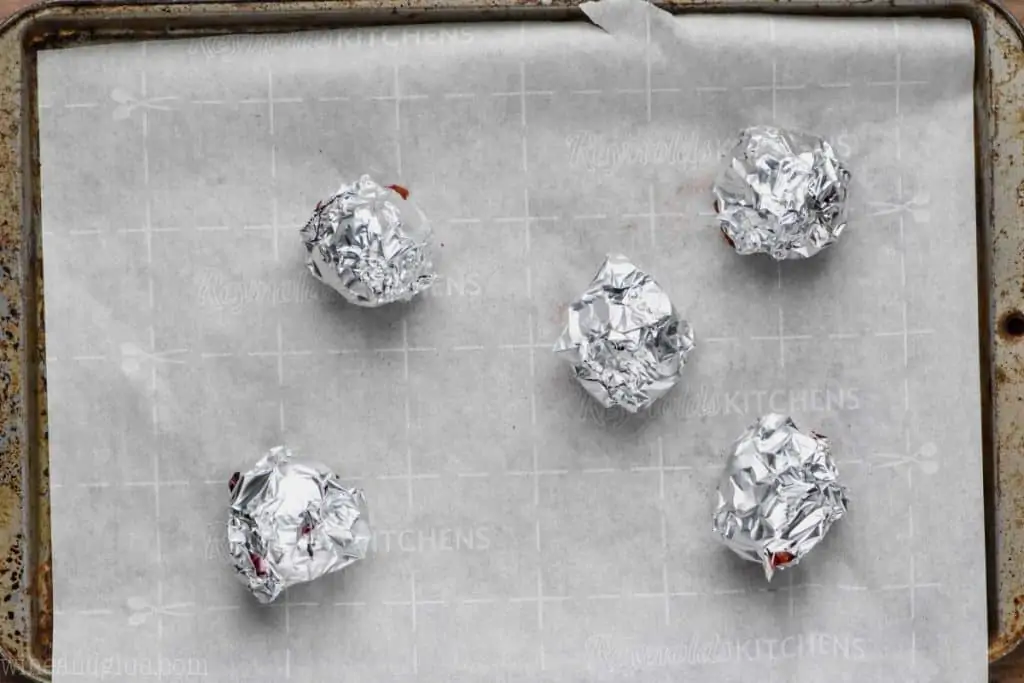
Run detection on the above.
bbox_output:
[110,88,177,121]
[119,342,188,375]
[126,596,194,626]
[871,442,939,474]
[866,191,931,222]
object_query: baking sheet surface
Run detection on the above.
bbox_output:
[37,11,986,682]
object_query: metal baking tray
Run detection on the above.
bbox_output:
[1,0,1022,680]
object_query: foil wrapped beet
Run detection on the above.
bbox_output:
[713,126,851,260]
[227,446,371,603]
[553,254,695,413]
[712,414,849,580]
[301,175,436,306]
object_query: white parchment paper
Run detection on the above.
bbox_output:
[37,8,986,682]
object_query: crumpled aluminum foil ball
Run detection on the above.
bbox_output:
[300,174,436,306]
[713,125,851,260]
[712,414,849,580]
[227,446,371,603]
[553,254,695,413]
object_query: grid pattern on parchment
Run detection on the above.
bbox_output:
[38,13,985,683]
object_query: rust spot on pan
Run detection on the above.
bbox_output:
[991,595,1024,661]
[35,560,51,663]
[998,310,1024,342]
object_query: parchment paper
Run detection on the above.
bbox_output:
[37,7,986,682]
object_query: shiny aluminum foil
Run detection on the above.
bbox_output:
[227,446,371,603]
[713,126,851,260]
[553,254,695,413]
[712,413,849,580]
[300,175,436,306]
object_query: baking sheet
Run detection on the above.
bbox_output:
[36,7,986,682]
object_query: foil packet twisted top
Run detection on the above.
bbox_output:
[713,126,851,260]
[301,175,435,307]
[554,254,694,413]
[227,446,371,603]
[712,414,849,580]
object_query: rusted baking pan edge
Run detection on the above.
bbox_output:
[0,0,1020,680]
